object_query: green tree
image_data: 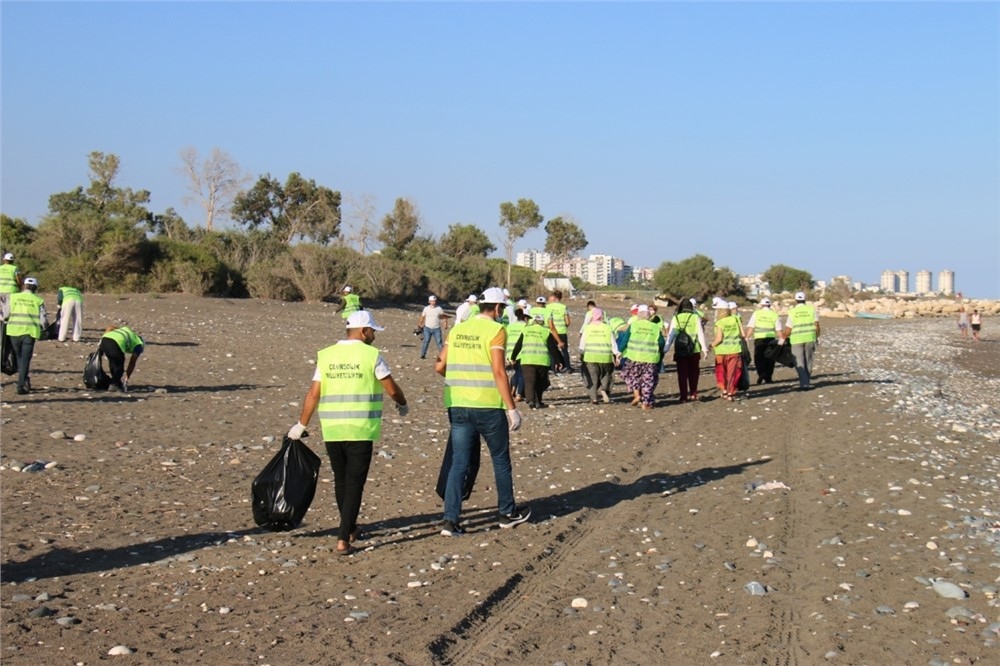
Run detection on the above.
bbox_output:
[498,198,543,288]
[542,215,588,273]
[231,172,341,244]
[438,223,495,258]
[377,197,421,258]
[762,263,814,293]
[652,254,742,301]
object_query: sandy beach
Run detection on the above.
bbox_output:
[2,294,998,665]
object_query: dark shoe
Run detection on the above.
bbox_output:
[535,402,547,409]
[440,521,465,537]
[16,386,28,395]
[498,506,531,529]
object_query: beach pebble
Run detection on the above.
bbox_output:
[931,580,968,599]
[925,541,937,550]
[30,606,55,618]
[745,538,758,548]
[44,461,58,469]
[73,434,86,442]
[50,431,65,439]
[875,605,895,615]
[56,616,81,626]
[571,597,588,609]
[108,645,133,655]
[744,581,767,596]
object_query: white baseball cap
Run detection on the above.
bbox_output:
[346,310,384,331]
[795,291,806,302]
[466,294,478,303]
[3,253,13,261]
[760,298,771,306]
[428,295,437,302]
[728,301,738,310]
[689,298,697,306]
[24,277,38,287]
[502,288,511,297]
[536,296,546,304]
[342,285,352,293]
[637,304,650,313]
[517,299,529,308]
[480,287,506,304]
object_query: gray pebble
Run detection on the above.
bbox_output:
[30,606,54,618]
[35,593,50,602]
[348,611,369,620]
[875,605,895,615]
[84,485,101,493]
[744,581,767,596]
[856,569,870,579]
[55,616,81,626]
[10,594,31,602]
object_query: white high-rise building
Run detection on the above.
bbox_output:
[896,270,910,294]
[915,270,932,294]
[880,270,898,293]
[515,250,551,272]
[938,269,955,295]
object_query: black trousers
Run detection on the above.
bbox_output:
[522,364,550,405]
[325,441,373,542]
[99,338,127,388]
[753,338,776,383]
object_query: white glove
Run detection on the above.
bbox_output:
[777,338,786,346]
[507,408,522,432]
[288,422,307,440]
[396,403,409,417]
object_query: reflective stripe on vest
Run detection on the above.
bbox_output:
[624,320,660,363]
[548,302,568,334]
[317,342,383,441]
[444,318,503,408]
[517,324,552,367]
[582,323,613,363]
[752,309,778,339]
[60,286,83,302]
[6,292,43,338]
[505,321,526,360]
[714,315,743,355]
[788,305,817,344]
[0,265,18,294]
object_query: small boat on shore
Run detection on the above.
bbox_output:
[855,312,893,320]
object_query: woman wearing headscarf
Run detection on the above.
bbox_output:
[664,298,708,403]
[579,308,620,404]
[710,301,745,401]
[619,305,663,410]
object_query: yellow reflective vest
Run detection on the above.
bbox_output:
[317,342,384,441]
[788,305,818,344]
[444,318,504,409]
[6,292,44,338]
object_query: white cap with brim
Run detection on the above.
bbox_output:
[728,301,738,310]
[467,294,478,303]
[795,291,806,302]
[3,253,13,261]
[346,310,384,331]
[24,277,38,287]
[343,286,352,293]
[760,298,771,306]
[517,299,529,308]
[428,295,437,302]
[480,287,506,304]
[536,296,546,304]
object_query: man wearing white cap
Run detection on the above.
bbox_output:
[0,252,23,317]
[745,298,781,384]
[418,295,448,359]
[781,291,820,390]
[436,287,529,536]
[339,286,362,319]
[289,310,408,555]
[5,277,46,395]
[454,294,478,324]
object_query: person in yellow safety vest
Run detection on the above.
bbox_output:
[579,308,620,404]
[505,308,529,401]
[780,291,820,390]
[435,287,529,537]
[100,325,144,392]
[663,298,709,403]
[620,305,663,410]
[547,290,572,372]
[454,294,479,324]
[578,300,598,390]
[510,312,563,409]
[0,252,24,317]
[57,285,84,342]
[339,286,362,319]
[5,277,46,395]
[710,301,745,401]
[744,298,782,385]
[288,310,408,555]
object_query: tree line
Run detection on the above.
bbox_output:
[0,150,814,303]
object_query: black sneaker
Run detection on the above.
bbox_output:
[498,506,531,529]
[440,520,465,537]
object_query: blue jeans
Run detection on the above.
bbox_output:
[444,407,515,522]
[510,362,525,398]
[420,327,443,358]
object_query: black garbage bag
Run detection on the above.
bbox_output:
[83,349,111,390]
[435,431,481,501]
[252,436,321,531]
[763,340,796,368]
[1,323,16,376]
[42,310,59,341]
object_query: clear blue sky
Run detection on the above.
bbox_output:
[2,1,998,298]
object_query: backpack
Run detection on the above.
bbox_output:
[674,314,698,358]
